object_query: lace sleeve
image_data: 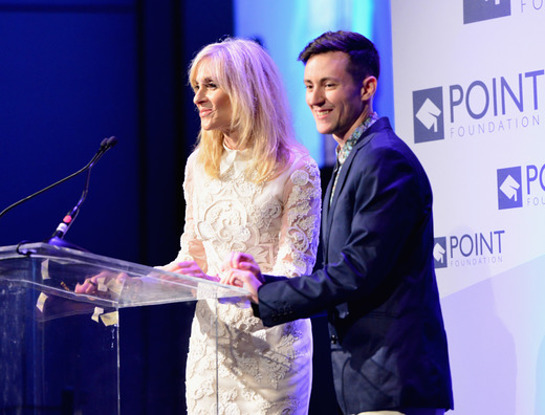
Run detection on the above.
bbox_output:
[165,152,208,272]
[272,154,321,278]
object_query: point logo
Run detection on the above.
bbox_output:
[413,87,444,143]
[497,167,522,209]
[463,0,511,24]
[433,237,447,269]
[497,163,545,210]
[414,69,543,142]
[434,231,505,270]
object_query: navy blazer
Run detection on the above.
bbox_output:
[256,118,453,413]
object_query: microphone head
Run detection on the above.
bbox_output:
[100,137,109,148]
[99,136,118,151]
[106,136,118,148]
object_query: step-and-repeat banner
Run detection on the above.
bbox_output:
[391,1,545,413]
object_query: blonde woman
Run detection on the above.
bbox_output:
[163,38,321,414]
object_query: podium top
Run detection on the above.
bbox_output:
[0,242,249,310]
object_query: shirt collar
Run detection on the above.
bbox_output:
[336,112,379,165]
[219,142,251,177]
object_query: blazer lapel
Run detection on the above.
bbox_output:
[321,117,387,261]
[326,159,350,233]
[325,129,378,246]
[322,162,337,261]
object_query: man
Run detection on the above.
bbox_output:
[224,31,453,415]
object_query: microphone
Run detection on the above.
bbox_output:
[0,136,118,247]
[47,136,118,248]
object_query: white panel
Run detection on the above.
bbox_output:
[391,1,545,413]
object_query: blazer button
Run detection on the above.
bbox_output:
[330,334,338,344]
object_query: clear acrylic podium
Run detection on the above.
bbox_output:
[0,242,248,415]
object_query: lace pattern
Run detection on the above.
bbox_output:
[171,147,321,415]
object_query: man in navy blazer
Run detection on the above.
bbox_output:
[224,31,453,415]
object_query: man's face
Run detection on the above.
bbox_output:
[304,51,366,143]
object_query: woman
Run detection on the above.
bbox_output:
[163,38,321,414]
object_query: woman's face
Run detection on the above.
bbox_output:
[192,58,234,137]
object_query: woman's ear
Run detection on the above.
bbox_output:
[360,76,377,101]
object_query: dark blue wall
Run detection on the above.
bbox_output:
[0,2,142,261]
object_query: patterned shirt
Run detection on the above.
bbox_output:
[330,112,379,204]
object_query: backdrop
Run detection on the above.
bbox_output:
[391,1,545,413]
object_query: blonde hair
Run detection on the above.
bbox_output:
[189,38,300,182]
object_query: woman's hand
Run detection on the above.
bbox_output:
[75,276,100,295]
[222,252,262,280]
[74,270,129,299]
[162,261,219,282]
[221,252,263,303]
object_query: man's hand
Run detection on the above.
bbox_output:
[221,252,263,303]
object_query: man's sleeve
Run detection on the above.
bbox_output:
[256,145,428,327]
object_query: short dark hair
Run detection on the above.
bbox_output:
[298,30,380,84]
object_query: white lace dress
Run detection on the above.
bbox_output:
[170,145,321,415]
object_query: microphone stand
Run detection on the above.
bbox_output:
[46,158,96,250]
[47,136,118,249]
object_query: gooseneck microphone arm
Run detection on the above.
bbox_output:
[0,136,118,248]
[0,137,117,220]
[47,136,118,247]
